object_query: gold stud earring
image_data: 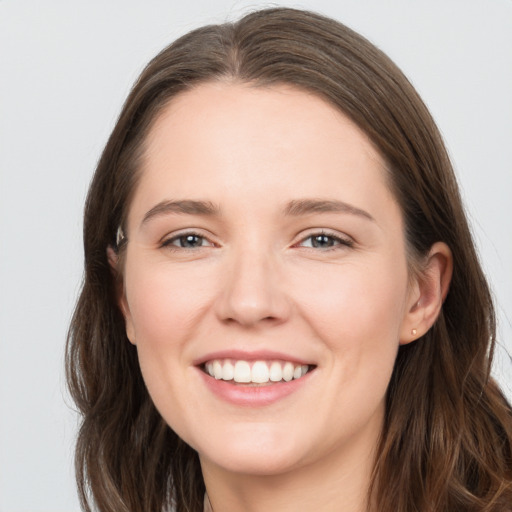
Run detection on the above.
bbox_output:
[411,328,417,336]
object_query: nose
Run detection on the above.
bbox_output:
[215,245,291,327]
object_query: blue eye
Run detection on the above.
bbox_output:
[299,233,352,249]
[163,233,212,249]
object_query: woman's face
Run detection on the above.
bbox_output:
[120,83,418,476]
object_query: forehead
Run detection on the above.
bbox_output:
[144,81,383,168]
[129,82,396,225]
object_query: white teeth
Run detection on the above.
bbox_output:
[234,361,251,383]
[269,361,283,382]
[222,361,234,381]
[205,359,311,384]
[251,361,270,383]
[282,362,294,382]
[213,360,223,380]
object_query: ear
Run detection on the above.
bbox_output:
[399,242,453,345]
[106,245,137,345]
[106,244,119,274]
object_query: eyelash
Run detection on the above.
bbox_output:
[295,231,354,251]
[160,230,354,252]
[160,231,215,250]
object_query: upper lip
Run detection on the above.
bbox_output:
[193,349,315,367]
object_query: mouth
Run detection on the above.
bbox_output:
[201,358,316,386]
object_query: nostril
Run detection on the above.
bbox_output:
[214,264,292,327]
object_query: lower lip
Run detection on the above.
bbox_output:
[197,368,312,407]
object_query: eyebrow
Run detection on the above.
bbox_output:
[283,199,375,221]
[141,199,220,225]
[141,197,374,226]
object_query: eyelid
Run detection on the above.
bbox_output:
[293,229,354,249]
[158,227,353,251]
[160,229,218,249]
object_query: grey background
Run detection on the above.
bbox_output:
[1,1,510,510]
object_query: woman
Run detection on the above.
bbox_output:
[66,7,512,512]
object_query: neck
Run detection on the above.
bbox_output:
[200,429,379,512]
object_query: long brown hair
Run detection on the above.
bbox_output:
[66,7,512,511]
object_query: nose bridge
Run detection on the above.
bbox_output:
[216,238,289,326]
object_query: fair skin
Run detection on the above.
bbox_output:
[111,83,452,512]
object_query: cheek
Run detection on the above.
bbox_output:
[124,259,214,346]
[298,264,407,425]
[297,258,407,335]
[293,259,408,389]
[123,262,214,427]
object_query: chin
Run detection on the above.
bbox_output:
[203,448,305,476]
[193,423,310,476]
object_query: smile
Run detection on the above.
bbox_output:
[204,359,312,384]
